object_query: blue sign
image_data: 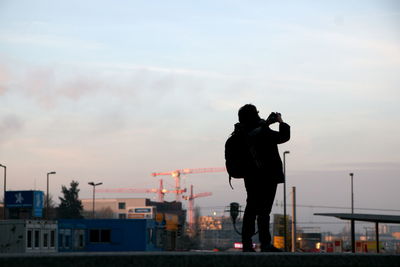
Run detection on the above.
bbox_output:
[134,208,152,213]
[5,190,44,218]
[33,191,44,217]
[5,191,35,207]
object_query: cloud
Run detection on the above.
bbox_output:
[0,32,106,50]
[0,114,24,144]
[0,63,11,94]
[326,161,400,171]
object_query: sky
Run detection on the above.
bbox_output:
[0,0,399,233]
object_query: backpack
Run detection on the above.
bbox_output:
[224,132,255,189]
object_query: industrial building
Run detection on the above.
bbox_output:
[81,198,153,219]
[81,197,187,251]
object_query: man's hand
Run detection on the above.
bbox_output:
[276,113,283,123]
[267,112,283,124]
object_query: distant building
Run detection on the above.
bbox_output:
[81,198,149,219]
[198,216,242,250]
[81,198,187,251]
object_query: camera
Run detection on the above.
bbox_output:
[266,112,281,124]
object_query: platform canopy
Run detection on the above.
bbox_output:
[314,213,400,224]
[314,212,400,253]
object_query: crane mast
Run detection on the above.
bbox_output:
[183,184,212,233]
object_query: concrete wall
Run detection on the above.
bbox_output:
[0,252,399,267]
[0,220,57,253]
[0,220,25,253]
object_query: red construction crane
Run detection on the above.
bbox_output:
[96,179,183,202]
[151,167,226,202]
[183,184,212,232]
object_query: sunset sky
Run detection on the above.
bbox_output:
[1,0,399,232]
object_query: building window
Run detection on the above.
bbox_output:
[34,230,40,248]
[89,229,111,243]
[118,202,126,210]
[50,230,55,248]
[43,232,49,248]
[102,229,111,242]
[79,233,85,248]
[90,229,100,242]
[73,230,85,249]
[59,229,71,249]
[147,229,153,244]
[65,235,70,248]
[118,213,127,219]
[27,230,32,248]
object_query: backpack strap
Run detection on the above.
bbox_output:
[229,176,234,190]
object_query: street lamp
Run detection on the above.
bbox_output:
[349,172,355,253]
[283,151,290,252]
[88,182,102,219]
[46,171,56,219]
[0,164,6,220]
[349,173,354,214]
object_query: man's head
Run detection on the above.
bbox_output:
[238,104,260,125]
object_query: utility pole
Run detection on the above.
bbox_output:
[349,172,355,253]
[46,171,56,219]
[0,164,6,220]
[88,182,102,219]
[291,186,296,252]
[283,151,290,252]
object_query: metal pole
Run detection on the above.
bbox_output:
[283,151,290,252]
[47,173,49,219]
[46,171,56,219]
[0,164,6,220]
[350,173,354,214]
[88,182,102,219]
[92,186,95,219]
[375,222,380,253]
[349,172,355,253]
[351,219,355,253]
[291,186,296,252]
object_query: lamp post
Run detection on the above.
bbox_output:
[349,172,355,253]
[283,151,290,252]
[349,173,354,214]
[88,182,102,219]
[0,164,6,220]
[46,171,56,219]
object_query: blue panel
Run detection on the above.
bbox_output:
[33,191,44,217]
[5,191,34,207]
[57,219,161,252]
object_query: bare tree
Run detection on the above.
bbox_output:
[96,207,114,219]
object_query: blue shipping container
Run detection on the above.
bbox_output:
[58,219,162,252]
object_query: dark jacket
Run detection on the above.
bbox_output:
[234,119,290,183]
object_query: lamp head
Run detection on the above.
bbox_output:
[48,171,56,175]
[89,182,102,186]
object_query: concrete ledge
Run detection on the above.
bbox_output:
[0,252,399,267]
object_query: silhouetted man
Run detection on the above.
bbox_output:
[234,104,290,252]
